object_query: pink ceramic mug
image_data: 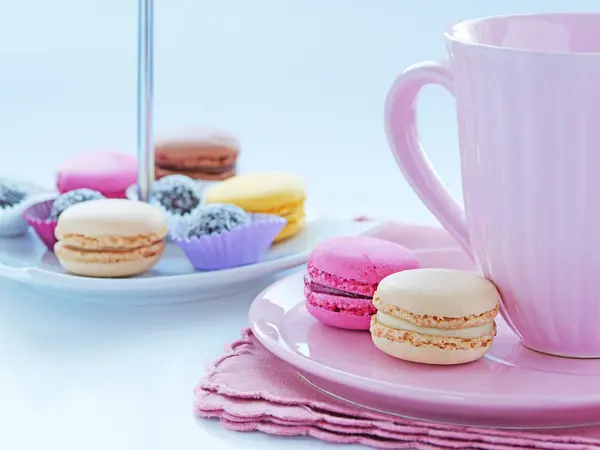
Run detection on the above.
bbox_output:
[385,13,600,358]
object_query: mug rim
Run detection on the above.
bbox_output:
[444,12,600,57]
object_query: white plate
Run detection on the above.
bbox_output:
[0,217,382,305]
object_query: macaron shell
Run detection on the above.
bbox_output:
[55,199,168,239]
[371,334,492,365]
[308,236,420,291]
[375,268,499,318]
[54,240,164,278]
[260,200,305,218]
[204,172,307,241]
[269,200,306,242]
[203,172,306,211]
[155,127,240,157]
[56,151,137,197]
[274,217,305,242]
[306,300,372,330]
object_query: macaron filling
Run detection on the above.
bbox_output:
[373,296,500,329]
[370,316,496,351]
[304,276,371,300]
[307,264,376,297]
[375,311,495,339]
[158,163,236,175]
[57,233,166,251]
[55,239,164,262]
[303,275,377,323]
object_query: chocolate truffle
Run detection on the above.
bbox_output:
[186,204,251,238]
[0,183,27,209]
[150,175,202,215]
[50,188,105,219]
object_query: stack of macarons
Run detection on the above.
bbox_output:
[204,171,307,242]
[304,236,500,365]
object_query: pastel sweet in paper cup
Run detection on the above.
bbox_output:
[125,175,211,233]
[171,211,287,270]
[0,179,52,238]
[22,189,106,251]
[22,199,57,251]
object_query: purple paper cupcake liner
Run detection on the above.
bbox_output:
[171,214,286,270]
[22,199,58,251]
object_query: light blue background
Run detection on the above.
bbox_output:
[0,0,594,223]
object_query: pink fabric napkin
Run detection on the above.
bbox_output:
[195,221,600,450]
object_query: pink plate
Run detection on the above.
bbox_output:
[249,228,600,429]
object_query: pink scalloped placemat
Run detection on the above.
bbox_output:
[196,328,600,449]
[195,221,600,450]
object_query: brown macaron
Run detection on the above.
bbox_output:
[154,127,240,181]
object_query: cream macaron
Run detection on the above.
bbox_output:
[54,199,168,278]
[370,268,499,365]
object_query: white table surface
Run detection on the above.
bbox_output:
[0,1,595,449]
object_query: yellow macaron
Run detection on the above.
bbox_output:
[54,199,168,278]
[203,171,306,242]
[370,268,499,365]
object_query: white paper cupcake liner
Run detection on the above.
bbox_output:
[0,180,54,238]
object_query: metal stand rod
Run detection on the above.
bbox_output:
[136,0,154,202]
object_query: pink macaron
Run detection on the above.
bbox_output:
[56,151,137,198]
[304,236,420,330]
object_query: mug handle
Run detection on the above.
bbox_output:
[384,61,473,261]
[385,62,523,338]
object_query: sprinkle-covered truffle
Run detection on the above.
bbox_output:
[0,183,27,209]
[186,204,251,238]
[50,188,105,219]
[151,175,202,215]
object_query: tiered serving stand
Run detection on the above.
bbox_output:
[0,0,381,305]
